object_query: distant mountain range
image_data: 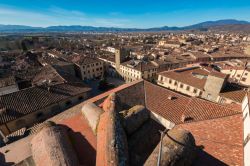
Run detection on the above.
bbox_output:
[0,19,250,33]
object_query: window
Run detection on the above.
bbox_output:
[243,112,248,121]
[242,77,247,82]
[36,112,44,119]
[199,91,203,96]
[51,105,60,114]
[180,84,183,88]
[186,86,190,91]
[96,63,99,65]
[244,134,250,147]
[169,79,172,84]
[245,72,248,76]
[78,96,84,101]
[193,88,197,93]
[237,74,241,77]
[174,81,178,86]
[160,76,163,81]
[65,101,72,106]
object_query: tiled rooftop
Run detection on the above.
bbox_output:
[0,110,96,165]
[0,79,244,165]
[144,81,240,124]
[220,89,247,103]
[32,65,83,85]
[0,82,91,124]
[58,113,97,166]
[176,114,243,166]
[158,66,212,90]
[121,60,157,72]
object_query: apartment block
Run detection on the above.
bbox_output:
[75,57,104,80]
[157,66,228,102]
[120,60,157,82]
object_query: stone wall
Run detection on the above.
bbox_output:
[31,124,79,166]
[94,80,145,111]
[96,94,129,166]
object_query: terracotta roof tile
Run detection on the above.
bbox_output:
[144,81,240,124]
[159,67,209,90]
[176,114,243,166]
[220,89,247,103]
[121,60,157,72]
[59,114,97,166]
[159,66,227,90]
[0,83,91,124]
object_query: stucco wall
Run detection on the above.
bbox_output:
[157,76,203,97]
[0,85,19,96]
[0,92,89,135]
[221,69,250,86]
[242,95,250,166]
[150,111,175,129]
[203,75,226,101]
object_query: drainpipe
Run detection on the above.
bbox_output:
[239,64,247,84]
[0,130,8,144]
[157,129,168,166]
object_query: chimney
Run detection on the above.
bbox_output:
[181,114,193,123]
[168,95,177,100]
[181,114,186,123]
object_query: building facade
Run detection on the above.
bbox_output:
[221,67,250,86]
[0,76,19,96]
[75,57,104,80]
[0,83,91,137]
[157,66,228,102]
[158,40,182,48]
[120,60,157,83]
[242,94,250,166]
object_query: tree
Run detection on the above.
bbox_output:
[98,78,108,91]
[21,40,28,52]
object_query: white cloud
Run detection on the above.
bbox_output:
[48,6,85,18]
[0,6,63,27]
[0,5,132,27]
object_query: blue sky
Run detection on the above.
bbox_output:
[0,0,250,28]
